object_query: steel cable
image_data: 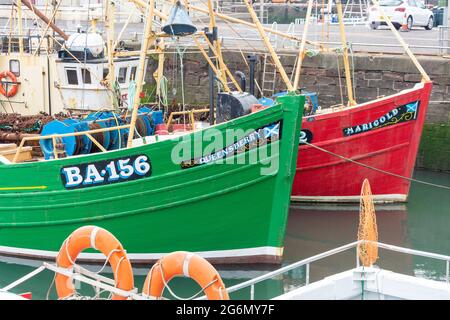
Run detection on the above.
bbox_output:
[302,141,450,191]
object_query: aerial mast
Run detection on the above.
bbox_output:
[105,0,117,111]
[126,0,156,147]
[336,0,356,106]
[293,0,314,91]
[17,0,24,55]
[242,0,294,92]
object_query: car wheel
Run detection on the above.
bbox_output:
[407,16,413,30]
[370,22,379,30]
[393,23,401,30]
[425,16,433,30]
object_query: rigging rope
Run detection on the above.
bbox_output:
[302,141,450,191]
[336,53,344,105]
[158,262,218,300]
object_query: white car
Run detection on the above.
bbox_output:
[368,0,434,31]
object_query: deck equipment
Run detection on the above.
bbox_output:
[162,1,197,37]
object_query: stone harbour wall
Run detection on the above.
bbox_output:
[151,51,450,171]
[158,51,450,124]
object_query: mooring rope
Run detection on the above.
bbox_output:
[302,141,450,191]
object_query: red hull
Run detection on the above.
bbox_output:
[292,81,432,203]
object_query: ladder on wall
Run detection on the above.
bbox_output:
[343,0,369,20]
[261,54,277,97]
[260,22,279,97]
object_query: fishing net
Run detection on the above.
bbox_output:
[357,179,378,267]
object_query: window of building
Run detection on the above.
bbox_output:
[81,68,91,84]
[9,60,20,76]
[103,67,109,81]
[118,67,127,83]
[130,66,137,81]
[66,68,78,85]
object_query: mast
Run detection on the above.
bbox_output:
[206,0,216,125]
[205,0,225,86]
[17,0,24,54]
[126,0,156,147]
[336,0,356,106]
[242,0,293,92]
[293,0,313,91]
[154,40,165,106]
[21,0,69,40]
[8,5,14,54]
[204,0,241,92]
[105,0,117,111]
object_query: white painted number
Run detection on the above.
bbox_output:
[299,131,307,144]
[106,161,120,181]
[134,155,151,175]
[118,158,134,178]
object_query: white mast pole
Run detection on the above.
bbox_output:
[126,0,156,147]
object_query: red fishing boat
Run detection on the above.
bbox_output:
[291,81,432,203]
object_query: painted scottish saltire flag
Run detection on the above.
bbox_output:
[406,101,418,113]
[264,123,280,139]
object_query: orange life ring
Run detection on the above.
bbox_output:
[142,251,229,300]
[55,226,134,300]
[0,71,19,97]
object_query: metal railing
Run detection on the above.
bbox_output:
[2,240,449,300]
[220,35,450,55]
[197,240,450,300]
[11,123,131,163]
[438,25,450,55]
[1,262,146,300]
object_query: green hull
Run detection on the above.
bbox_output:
[0,95,304,264]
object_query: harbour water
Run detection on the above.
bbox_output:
[0,169,448,300]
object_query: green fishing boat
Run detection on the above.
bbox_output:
[0,94,304,264]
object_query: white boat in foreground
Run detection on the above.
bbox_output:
[213,240,450,300]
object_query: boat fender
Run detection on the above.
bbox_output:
[251,104,268,113]
[55,226,134,300]
[257,97,275,107]
[155,124,169,135]
[142,251,229,300]
[0,71,19,97]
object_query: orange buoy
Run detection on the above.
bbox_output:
[55,226,134,300]
[251,104,267,113]
[0,71,19,97]
[142,251,229,300]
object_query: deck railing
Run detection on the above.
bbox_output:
[11,108,209,163]
[12,124,131,163]
[196,240,450,300]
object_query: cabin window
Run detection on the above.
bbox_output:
[81,68,91,84]
[66,68,78,85]
[103,67,109,81]
[130,66,137,81]
[118,67,127,83]
[9,60,20,76]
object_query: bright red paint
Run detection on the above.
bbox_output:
[292,81,432,202]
